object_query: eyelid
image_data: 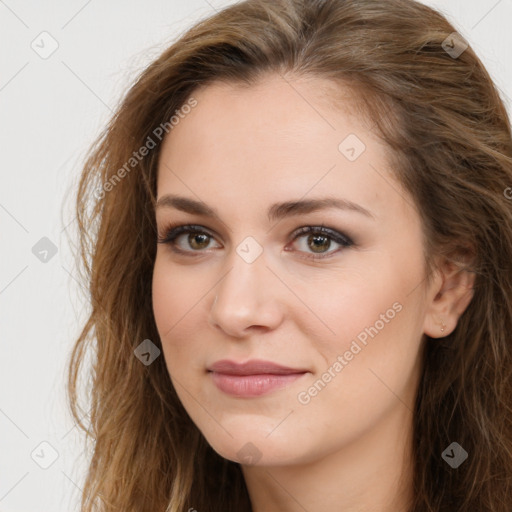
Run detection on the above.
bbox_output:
[157,224,218,246]
[156,222,354,259]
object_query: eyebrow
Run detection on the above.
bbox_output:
[155,194,375,222]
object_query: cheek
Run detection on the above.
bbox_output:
[290,293,422,460]
[292,258,412,357]
[299,253,425,405]
[152,257,199,360]
[152,259,176,335]
[304,259,424,395]
[152,255,220,385]
[152,254,203,332]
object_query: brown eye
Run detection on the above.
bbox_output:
[289,226,353,260]
[157,225,219,254]
[186,232,211,250]
[307,233,332,253]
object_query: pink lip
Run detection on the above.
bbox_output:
[207,359,309,397]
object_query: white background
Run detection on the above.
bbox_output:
[1,0,511,510]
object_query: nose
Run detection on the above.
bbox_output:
[208,244,285,338]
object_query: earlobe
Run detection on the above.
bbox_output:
[423,260,475,338]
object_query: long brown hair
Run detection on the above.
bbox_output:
[67,0,512,510]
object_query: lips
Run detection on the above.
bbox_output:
[207,359,309,397]
[207,359,308,376]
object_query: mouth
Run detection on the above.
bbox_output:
[207,359,310,397]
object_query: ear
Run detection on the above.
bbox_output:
[423,258,475,338]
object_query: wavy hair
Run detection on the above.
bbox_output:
[67,0,512,510]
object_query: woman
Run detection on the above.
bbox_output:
[67,0,512,510]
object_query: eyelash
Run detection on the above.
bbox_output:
[156,222,354,261]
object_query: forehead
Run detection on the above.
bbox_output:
[156,74,412,224]
[162,73,367,149]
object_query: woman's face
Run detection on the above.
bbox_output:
[152,73,436,467]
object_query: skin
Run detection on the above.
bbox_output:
[152,73,475,512]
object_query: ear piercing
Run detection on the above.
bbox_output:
[440,321,446,333]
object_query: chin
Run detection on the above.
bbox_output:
[201,428,309,467]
